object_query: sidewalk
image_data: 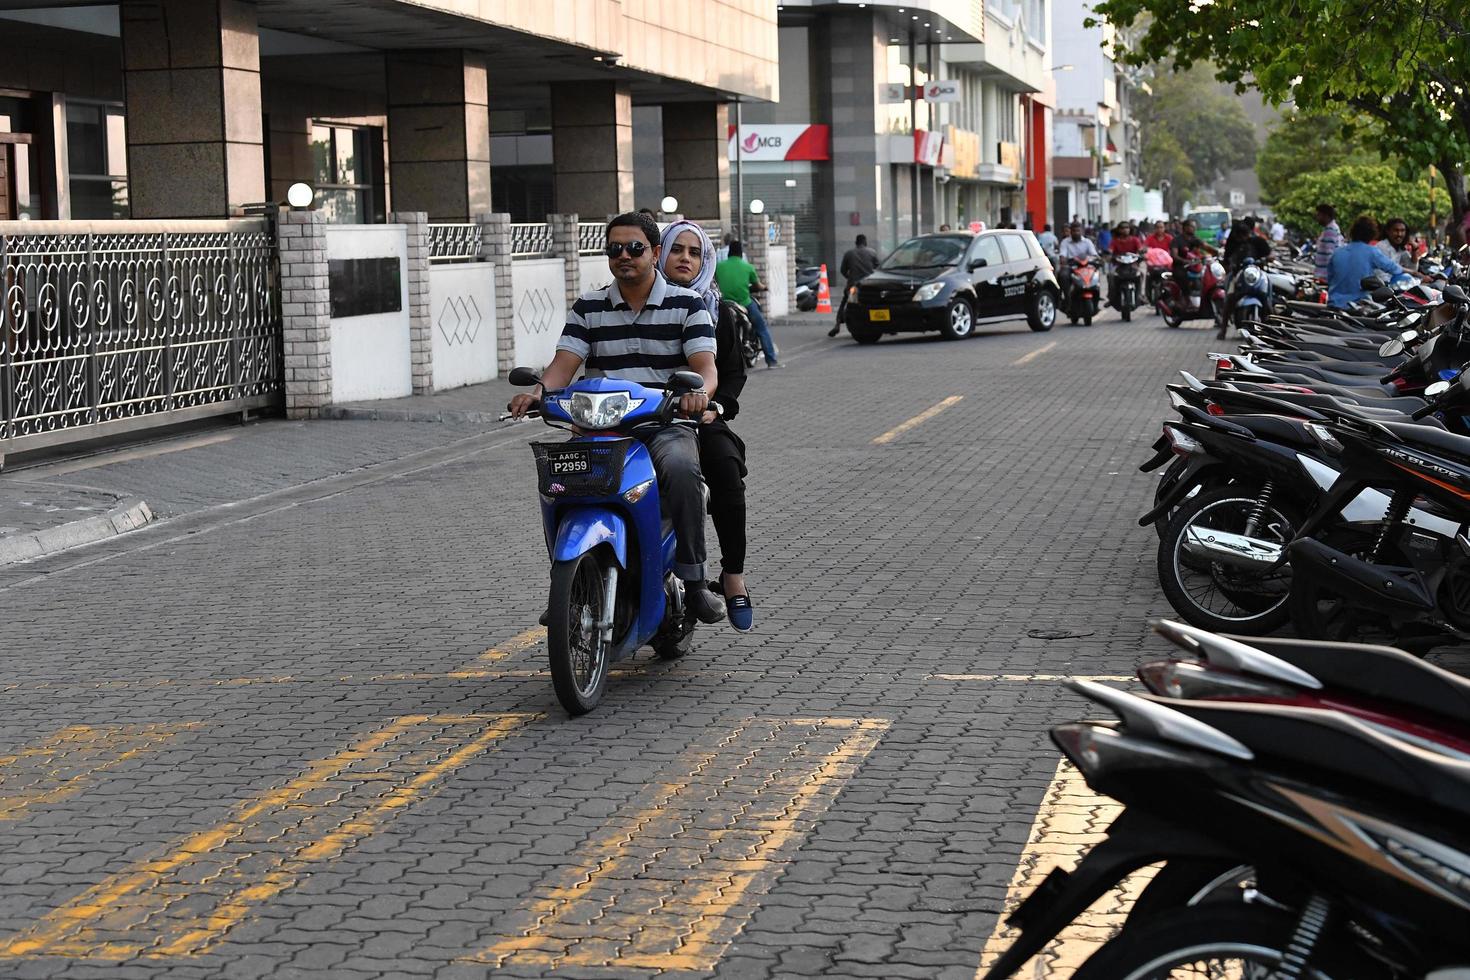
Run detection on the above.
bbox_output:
[323,312,830,424]
[0,312,836,566]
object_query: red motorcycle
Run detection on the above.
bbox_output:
[1065,256,1102,326]
[1158,253,1226,329]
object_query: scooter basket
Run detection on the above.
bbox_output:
[531,439,633,498]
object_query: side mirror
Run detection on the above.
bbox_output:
[1378,338,1405,357]
[968,258,987,271]
[1361,272,1390,291]
[1446,284,1469,305]
[508,366,542,387]
[667,370,705,393]
[1370,286,1395,302]
[1426,380,1452,397]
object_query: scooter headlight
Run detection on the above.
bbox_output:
[912,281,947,302]
[1242,266,1262,286]
[566,391,643,429]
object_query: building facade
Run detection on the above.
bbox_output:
[729,0,1052,271]
[0,0,779,226]
[1050,0,1143,225]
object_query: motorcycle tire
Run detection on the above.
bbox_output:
[1161,303,1183,328]
[1083,313,1093,326]
[1150,459,1221,541]
[547,550,612,716]
[1121,306,1131,322]
[1157,486,1302,635]
[1073,905,1360,980]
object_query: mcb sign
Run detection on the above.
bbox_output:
[727,124,832,162]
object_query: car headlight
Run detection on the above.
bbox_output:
[565,391,643,429]
[912,281,946,303]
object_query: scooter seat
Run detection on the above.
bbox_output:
[1223,635,1470,725]
[1230,414,1314,448]
[1170,698,1470,820]
[1380,421,1470,464]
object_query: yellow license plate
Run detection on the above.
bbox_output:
[869,309,891,322]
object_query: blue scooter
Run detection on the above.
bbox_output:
[507,366,705,715]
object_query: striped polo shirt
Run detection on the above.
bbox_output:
[555,274,716,385]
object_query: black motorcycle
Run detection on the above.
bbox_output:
[1111,251,1145,321]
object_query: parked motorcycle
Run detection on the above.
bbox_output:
[1111,251,1145,322]
[982,624,1470,978]
[1065,255,1102,326]
[506,366,709,714]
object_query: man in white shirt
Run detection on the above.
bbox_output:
[1269,219,1286,242]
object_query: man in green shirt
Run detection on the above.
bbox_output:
[714,240,779,367]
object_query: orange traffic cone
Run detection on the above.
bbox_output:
[816,264,833,314]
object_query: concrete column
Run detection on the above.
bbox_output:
[477,212,515,374]
[661,102,729,228]
[779,214,798,310]
[552,81,633,219]
[386,50,490,220]
[120,0,263,217]
[391,211,432,395]
[277,207,331,418]
[548,212,582,311]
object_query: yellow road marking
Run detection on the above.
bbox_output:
[0,713,535,959]
[931,674,1133,682]
[872,395,964,445]
[976,759,1155,976]
[1011,341,1057,366]
[465,717,889,971]
[0,724,194,822]
[460,625,546,670]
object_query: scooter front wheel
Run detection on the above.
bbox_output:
[547,552,611,715]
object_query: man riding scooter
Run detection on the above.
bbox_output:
[510,211,726,626]
[1107,221,1147,318]
[1058,222,1101,322]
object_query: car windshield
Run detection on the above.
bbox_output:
[881,236,968,270]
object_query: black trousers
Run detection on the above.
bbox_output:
[637,425,707,581]
[698,420,748,577]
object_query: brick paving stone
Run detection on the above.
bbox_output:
[0,310,1229,977]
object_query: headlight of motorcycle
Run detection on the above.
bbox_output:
[1242,266,1262,285]
[567,391,643,429]
[912,281,947,303]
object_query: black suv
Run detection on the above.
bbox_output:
[843,230,1060,342]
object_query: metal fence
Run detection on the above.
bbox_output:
[577,222,604,255]
[428,223,482,263]
[1,219,281,452]
[510,223,552,257]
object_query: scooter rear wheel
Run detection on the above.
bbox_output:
[547,551,611,715]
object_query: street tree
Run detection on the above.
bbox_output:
[1256,111,1376,204]
[1136,65,1257,212]
[1091,0,1470,239]
[1273,164,1450,233]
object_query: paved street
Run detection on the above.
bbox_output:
[0,310,1219,979]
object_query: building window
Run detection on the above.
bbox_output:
[1025,0,1047,45]
[66,102,128,220]
[310,122,378,223]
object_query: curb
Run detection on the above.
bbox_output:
[0,498,154,566]
[322,406,513,425]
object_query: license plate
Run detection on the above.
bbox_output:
[546,447,590,475]
[869,309,891,322]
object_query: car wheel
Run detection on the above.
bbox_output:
[850,324,881,345]
[1027,289,1056,332]
[940,298,974,340]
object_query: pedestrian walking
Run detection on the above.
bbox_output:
[715,241,779,368]
[829,234,880,337]
[1313,203,1342,281]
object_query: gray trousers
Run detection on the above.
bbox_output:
[637,424,707,581]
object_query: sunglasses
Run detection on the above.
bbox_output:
[604,241,649,258]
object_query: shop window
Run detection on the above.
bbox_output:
[309,122,382,223]
[66,102,129,220]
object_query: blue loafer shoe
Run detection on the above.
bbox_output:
[725,592,754,633]
[710,578,755,633]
